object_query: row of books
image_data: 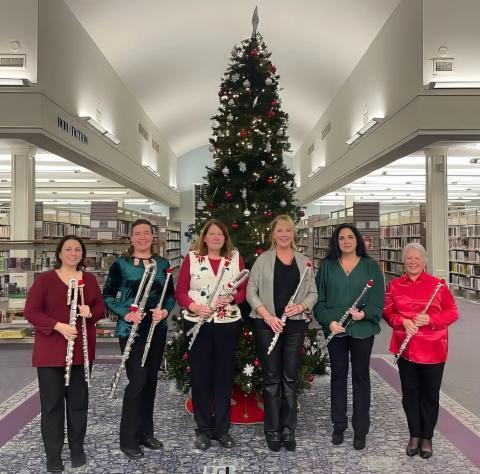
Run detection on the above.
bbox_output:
[380,223,421,238]
[449,225,480,238]
[380,237,421,250]
[449,250,480,263]
[450,237,480,250]
[450,262,480,277]
[450,274,480,290]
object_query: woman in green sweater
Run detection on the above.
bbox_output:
[314,223,384,451]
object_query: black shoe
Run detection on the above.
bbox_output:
[353,435,366,451]
[406,437,420,457]
[282,430,296,452]
[120,446,144,460]
[195,433,211,450]
[218,433,235,448]
[419,438,433,459]
[332,431,344,446]
[140,437,163,450]
[46,459,64,473]
[265,431,281,452]
[71,451,87,468]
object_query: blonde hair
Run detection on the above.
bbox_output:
[269,214,298,250]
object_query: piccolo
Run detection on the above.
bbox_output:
[318,279,374,361]
[187,268,250,350]
[110,261,157,398]
[393,280,444,366]
[267,261,313,355]
[141,267,173,367]
[65,279,79,386]
[78,279,91,387]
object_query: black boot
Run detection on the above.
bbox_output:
[282,429,296,451]
[265,431,281,452]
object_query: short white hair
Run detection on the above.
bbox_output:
[402,242,427,263]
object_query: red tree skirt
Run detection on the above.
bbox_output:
[185,384,264,424]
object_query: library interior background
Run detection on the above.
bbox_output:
[1,0,480,473]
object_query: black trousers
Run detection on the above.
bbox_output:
[398,357,445,439]
[37,365,89,462]
[327,335,374,436]
[118,324,167,449]
[184,319,242,438]
[254,318,307,434]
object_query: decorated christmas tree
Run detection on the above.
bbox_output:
[167,10,328,405]
[185,8,302,267]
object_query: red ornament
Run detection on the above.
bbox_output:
[264,210,273,218]
[256,247,264,255]
[253,358,261,368]
[271,99,280,107]
[250,49,259,57]
[208,201,217,209]
[239,129,249,139]
[270,65,277,74]
[307,374,315,383]
[266,176,274,185]
[231,222,239,230]
[225,191,233,200]
[297,210,305,217]
[182,352,189,361]
[267,110,276,119]
[243,329,250,339]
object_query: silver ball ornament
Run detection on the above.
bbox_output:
[243,209,251,217]
[265,77,273,86]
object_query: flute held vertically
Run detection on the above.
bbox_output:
[267,261,313,356]
[393,280,444,366]
[65,279,79,386]
[318,279,374,361]
[110,261,157,398]
[141,267,174,367]
[77,279,91,387]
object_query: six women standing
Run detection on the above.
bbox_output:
[22,215,459,462]
[247,215,317,451]
[175,219,246,450]
[103,219,175,459]
[24,235,105,473]
[384,243,458,459]
[314,223,385,450]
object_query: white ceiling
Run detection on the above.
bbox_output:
[64,0,401,156]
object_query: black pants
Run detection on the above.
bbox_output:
[118,324,167,449]
[184,319,242,438]
[327,335,374,436]
[398,357,445,439]
[254,318,307,434]
[37,365,89,462]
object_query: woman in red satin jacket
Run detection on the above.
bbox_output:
[383,243,458,460]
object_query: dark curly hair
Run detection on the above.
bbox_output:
[325,223,370,260]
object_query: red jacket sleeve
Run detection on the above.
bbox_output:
[234,256,247,304]
[383,280,404,330]
[175,255,193,309]
[24,275,58,336]
[429,285,459,327]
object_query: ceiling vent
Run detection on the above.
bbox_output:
[0,54,26,69]
[321,122,331,141]
[307,141,315,156]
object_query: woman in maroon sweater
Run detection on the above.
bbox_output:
[24,235,105,473]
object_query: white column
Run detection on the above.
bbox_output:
[424,147,449,280]
[11,146,36,241]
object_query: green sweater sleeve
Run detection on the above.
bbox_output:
[313,261,337,331]
[102,259,130,321]
[362,259,385,325]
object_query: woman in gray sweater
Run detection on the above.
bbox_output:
[247,215,317,452]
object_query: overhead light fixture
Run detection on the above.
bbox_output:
[125,198,149,203]
[80,115,107,134]
[0,78,31,86]
[143,165,160,178]
[470,158,480,164]
[35,178,99,183]
[429,81,480,89]
[308,166,324,178]
[104,131,120,145]
[346,118,382,146]
[80,115,120,145]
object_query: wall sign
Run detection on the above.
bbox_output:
[57,116,88,144]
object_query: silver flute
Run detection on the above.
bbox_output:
[141,267,174,367]
[393,281,444,366]
[186,266,227,350]
[78,279,91,387]
[110,261,157,398]
[267,261,313,355]
[65,279,79,386]
[318,279,374,361]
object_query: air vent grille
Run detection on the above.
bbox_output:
[0,54,26,69]
[321,122,331,140]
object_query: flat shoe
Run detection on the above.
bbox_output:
[195,433,211,450]
[120,446,144,460]
[71,451,87,468]
[332,431,344,446]
[218,433,235,448]
[140,437,163,450]
[419,448,433,459]
[353,436,366,450]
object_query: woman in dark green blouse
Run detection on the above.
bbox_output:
[103,219,175,460]
[314,223,384,451]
